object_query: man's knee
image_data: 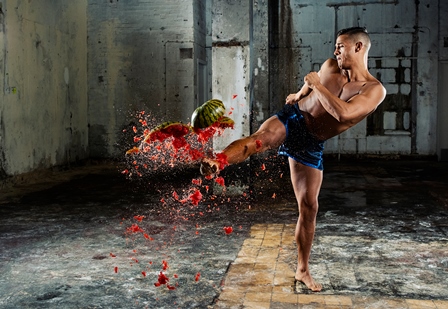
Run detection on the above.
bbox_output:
[299,198,319,217]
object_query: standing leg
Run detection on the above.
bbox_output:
[289,157,323,292]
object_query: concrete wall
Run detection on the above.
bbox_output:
[84,0,448,158]
[259,0,440,156]
[209,0,442,157]
[0,0,88,177]
[438,0,448,160]
[87,0,209,157]
[1,0,446,180]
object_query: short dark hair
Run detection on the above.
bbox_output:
[337,27,371,51]
[337,27,368,37]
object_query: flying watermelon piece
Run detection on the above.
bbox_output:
[143,122,191,144]
[191,99,226,129]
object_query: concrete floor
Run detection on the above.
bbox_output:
[0,158,447,308]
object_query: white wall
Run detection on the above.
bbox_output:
[211,0,251,151]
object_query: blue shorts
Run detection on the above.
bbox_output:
[276,104,325,170]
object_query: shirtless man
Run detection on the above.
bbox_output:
[201,27,386,291]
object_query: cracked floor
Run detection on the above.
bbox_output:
[0,159,447,308]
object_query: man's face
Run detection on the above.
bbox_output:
[334,34,356,69]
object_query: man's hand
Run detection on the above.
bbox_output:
[304,72,320,89]
[285,93,299,105]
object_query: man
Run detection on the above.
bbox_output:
[201,27,386,291]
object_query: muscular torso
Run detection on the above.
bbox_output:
[298,63,375,141]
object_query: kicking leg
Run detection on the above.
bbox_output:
[201,115,286,175]
[289,158,323,292]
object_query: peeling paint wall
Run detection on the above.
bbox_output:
[256,0,440,156]
[0,0,88,177]
[87,0,210,157]
[1,0,446,179]
[211,0,251,151]
[438,0,448,160]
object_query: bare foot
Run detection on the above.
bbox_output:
[295,272,322,292]
[200,158,220,176]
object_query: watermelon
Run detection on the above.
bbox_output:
[191,99,226,129]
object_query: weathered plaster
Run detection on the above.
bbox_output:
[0,0,88,176]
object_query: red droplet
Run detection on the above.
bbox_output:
[167,284,176,290]
[156,271,170,285]
[114,266,118,273]
[195,272,201,282]
[223,226,233,235]
[173,274,179,278]
[142,271,146,277]
[173,191,179,200]
[215,177,225,187]
[232,94,238,99]
[189,189,202,205]
[261,163,266,171]
[133,136,142,143]
[162,260,169,270]
[133,215,145,222]
[110,252,116,258]
[192,178,202,186]
[127,224,144,234]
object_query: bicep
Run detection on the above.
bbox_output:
[345,85,386,120]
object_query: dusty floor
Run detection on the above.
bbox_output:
[0,158,447,308]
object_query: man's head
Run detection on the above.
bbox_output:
[337,27,371,52]
[334,27,371,69]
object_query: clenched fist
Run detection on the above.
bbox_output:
[304,72,320,89]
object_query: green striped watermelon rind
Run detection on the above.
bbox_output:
[191,99,226,129]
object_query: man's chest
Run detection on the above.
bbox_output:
[321,74,366,101]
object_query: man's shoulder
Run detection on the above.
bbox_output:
[320,58,340,73]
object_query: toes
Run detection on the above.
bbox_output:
[294,278,322,292]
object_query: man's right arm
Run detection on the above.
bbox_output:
[286,81,312,105]
[285,58,335,105]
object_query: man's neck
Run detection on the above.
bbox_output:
[345,66,369,82]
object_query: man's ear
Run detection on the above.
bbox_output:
[355,42,363,52]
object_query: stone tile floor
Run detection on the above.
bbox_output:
[0,159,447,308]
[214,223,448,309]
